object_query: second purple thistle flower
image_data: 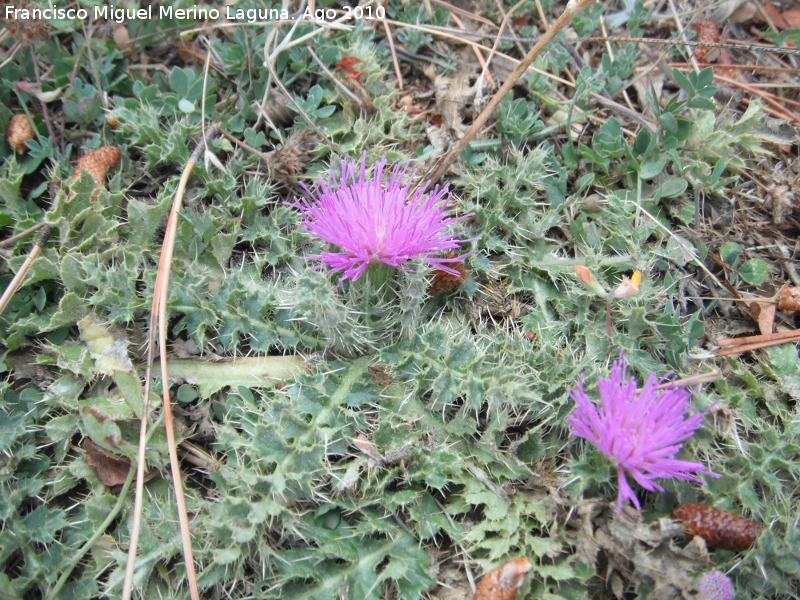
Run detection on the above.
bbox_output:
[568,356,718,513]
[289,154,476,284]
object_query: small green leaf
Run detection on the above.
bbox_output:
[672,69,693,94]
[115,370,145,417]
[639,156,668,180]
[536,563,576,581]
[710,157,730,186]
[169,67,190,97]
[243,127,266,149]
[688,96,716,111]
[80,406,137,460]
[656,177,687,199]
[719,241,741,266]
[697,67,715,88]
[45,293,88,332]
[45,414,79,443]
[659,112,678,134]
[211,229,238,268]
[178,98,196,113]
[633,128,651,155]
[21,505,67,544]
[212,547,241,565]
[177,384,199,404]
[739,258,769,286]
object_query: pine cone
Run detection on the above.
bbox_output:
[8,114,35,153]
[694,20,720,63]
[672,503,762,551]
[72,145,122,185]
[474,557,532,600]
[428,252,468,295]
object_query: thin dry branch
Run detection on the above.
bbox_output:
[0,224,53,316]
[423,0,597,186]
[666,0,700,72]
[450,11,492,87]
[481,0,528,90]
[431,0,496,26]
[382,19,404,90]
[714,330,800,357]
[121,256,162,600]
[0,221,46,248]
[384,18,573,87]
[122,126,218,600]
[715,329,800,348]
[263,29,345,157]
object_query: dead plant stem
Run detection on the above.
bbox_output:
[0,225,53,316]
[479,0,526,91]
[122,125,218,600]
[715,329,800,348]
[0,221,46,248]
[714,331,800,357]
[264,29,345,157]
[52,412,165,600]
[424,0,597,186]
[382,20,404,90]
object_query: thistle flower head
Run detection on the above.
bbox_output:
[290,154,475,283]
[568,355,717,513]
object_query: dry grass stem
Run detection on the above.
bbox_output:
[0,221,46,248]
[714,330,800,357]
[424,0,597,186]
[0,225,53,316]
[382,20,404,90]
[122,126,218,600]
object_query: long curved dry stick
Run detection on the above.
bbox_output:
[0,221,46,248]
[0,225,53,316]
[477,0,526,90]
[423,0,597,186]
[121,258,161,600]
[122,126,218,600]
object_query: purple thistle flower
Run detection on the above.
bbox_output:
[568,355,717,513]
[289,154,475,283]
[696,571,734,600]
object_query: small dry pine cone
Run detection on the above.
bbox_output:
[672,503,762,551]
[72,145,122,186]
[777,287,800,312]
[428,253,468,296]
[8,114,35,153]
[694,19,720,63]
[267,129,318,177]
[474,557,532,600]
[714,65,740,83]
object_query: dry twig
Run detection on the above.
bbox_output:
[382,19,404,90]
[0,224,53,316]
[423,0,597,186]
[714,329,800,357]
[0,221,46,248]
[122,127,218,600]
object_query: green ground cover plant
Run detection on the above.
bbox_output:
[1,0,799,598]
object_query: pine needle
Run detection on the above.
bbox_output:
[122,125,219,600]
[423,0,598,187]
